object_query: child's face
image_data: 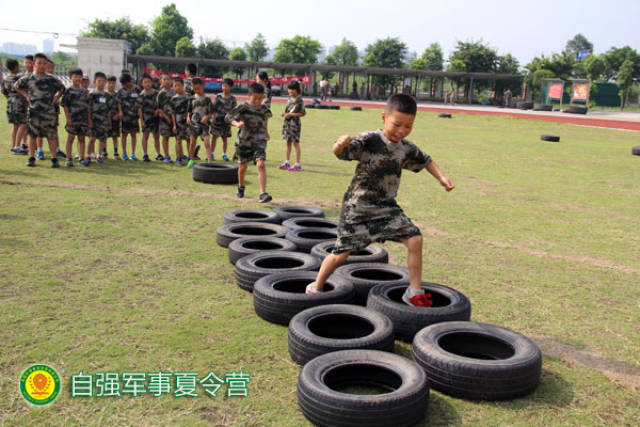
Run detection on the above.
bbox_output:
[193,83,204,95]
[107,80,116,92]
[82,78,90,89]
[288,89,298,98]
[142,78,152,90]
[161,76,172,89]
[94,77,106,91]
[248,92,264,106]
[34,57,47,74]
[174,81,184,94]
[24,58,33,72]
[381,110,415,143]
[71,74,83,87]
[222,83,231,94]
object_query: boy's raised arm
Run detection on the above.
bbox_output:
[332,135,354,156]
[426,161,455,192]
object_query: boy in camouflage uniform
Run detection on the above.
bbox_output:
[61,68,91,166]
[170,77,190,166]
[106,76,122,158]
[279,80,306,171]
[88,72,114,164]
[186,78,214,167]
[211,78,237,162]
[156,74,175,163]
[184,63,197,97]
[307,94,455,307]
[226,82,273,203]
[117,73,142,160]
[13,53,65,168]
[2,59,28,154]
[139,74,162,162]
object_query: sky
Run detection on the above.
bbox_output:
[1,0,639,66]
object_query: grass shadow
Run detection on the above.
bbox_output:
[417,392,461,426]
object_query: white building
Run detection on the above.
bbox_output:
[62,37,131,84]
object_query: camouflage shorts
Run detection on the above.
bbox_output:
[174,123,189,140]
[333,208,421,254]
[211,121,232,138]
[109,120,121,137]
[158,119,174,137]
[65,124,89,136]
[27,117,58,139]
[282,120,301,142]
[7,108,28,125]
[142,117,159,134]
[188,123,209,139]
[233,140,267,165]
[90,124,110,140]
[122,120,140,134]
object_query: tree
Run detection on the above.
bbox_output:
[422,43,443,71]
[565,34,593,56]
[602,46,640,81]
[584,54,606,82]
[197,39,229,75]
[175,36,196,58]
[81,17,150,53]
[229,48,247,78]
[448,40,498,73]
[245,33,268,62]
[497,54,519,74]
[273,35,323,65]
[49,51,76,65]
[363,37,408,90]
[324,38,359,66]
[150,3,193,57]
[530,69,556,101]
[617,59,634,110]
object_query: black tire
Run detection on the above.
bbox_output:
[253,272,355,325]
[633,146,640,156]
[316,104,329,110]
[215,222,287,248]
[298,349,429,427]
[541,135,560,142]
[228,237,297,265]
[285,227,339,253]
[192,163,238,184]
[305,103,316,109]
[274,205,324,221]
[438,113,452,118]
[412,321,542,400]
[234,251,321,292]
[533,103,553,111]
[288,304,394,365]
[281,217,339,231]
[350,106,363,111]
[311,241,389,265]
[223,209,281,224]
[517,101,534,110]
[328,105,340,110]
[564,104,588,114]
[367,282,471,341]
[335,263,410,306]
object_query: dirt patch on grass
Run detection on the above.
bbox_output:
[534,336,640,390]
[198,408,229,425]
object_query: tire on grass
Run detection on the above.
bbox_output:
[350,106,363,111]
[253,272,355,325]
[234,251,321,292]
[281,217,339,231]
[367,282,471,341]
[632,146,640,156]
[563,104,588,114]
[223,209,281,224]
[533,103,553,111]
[540,135,560,142]
[438,113,452,118]
[192,163,238,184]
[285,227,339,253]
[288,304,394,365]
[311,241,389,265]
[298,349,429,427]
[274,205,324,221]
[335,263,410,306]
[412,321,542,400]
[215,222,287,248]
[228,236,297,265]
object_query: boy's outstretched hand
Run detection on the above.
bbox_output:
[333,135,353,155]
[439,176,455,192]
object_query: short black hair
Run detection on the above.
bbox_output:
[173,77,184,84]
[121,69,131,74]
[385,94,417,115]
[69,68,83,77]
[120,73,132,84]
[24,55,34,61]
[192,77,203,86]
[34,53,48,61]
[107,75,117,82]
[222,78,234,87]
[248,82,265,94]
[6,58,19,72]
[94,72,107,80]
[287,80,301,93]
[257,70,271,88]
[185,63,197,75]
[141,73,152,81]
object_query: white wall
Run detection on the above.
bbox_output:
[76,37,130,86]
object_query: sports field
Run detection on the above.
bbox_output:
[1,97,639,426]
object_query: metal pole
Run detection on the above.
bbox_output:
[468,77,473,104]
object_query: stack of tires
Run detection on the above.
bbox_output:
[216,206,542,426]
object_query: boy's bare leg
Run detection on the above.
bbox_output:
[203,135,212,162]
[211,135,218,156]
[142,132,149,155]
[293,142,301,164]
[237,163,248,187]
[98,139,106,156]
[112,137,119,155]
[78,136,86,160]
[222,136,228,156]
[256,159,267,193]
[285,141,292,163]
[152,133,161,156]
[65,135,74,160]
[130,134,137,155]
[37,137,43,150]
[47,137,58,159]
[188,136,196,158]
[121,134,128,155]
[311,251,352,291]
[162,136,170,157]
[88,137,95,157]
[28,135,37,157]
[175,139,184,160]
[400,235,424,290]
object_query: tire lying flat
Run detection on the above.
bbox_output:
[281,217,339,231]
[288,304,394,365]
[311,241,388,265]
[541,135,560,142]
[298,350,429,427]
[192,163,238,184]
[234,251,321,292]
[350,106,363,111]
[334,263,410,305]
[632,146,640,156]
[253,272,355,326]
[412,321,542,400]
[367,282,471,341]
[228,236,297,265]
[563,104,588,114]
[216,222,287,248]
[274,205,324,221]
[285,227,339,253]
[533,103,553,111]
[223,209,281,224]
[438,113,452,118]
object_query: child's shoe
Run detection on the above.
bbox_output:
[36,149,44,160]
[194,144,201,159]
[222,153,229,161]
[163,156,173,164]
[122,153,129,161]
[143,154,150,162]
[97,156,104,164]
[56,148,67,159]
[187,158,195,168]
[130,154,138,161]
[279,161,290,170]
[236,185,245,198]
[288,163,302,171]
[84,157,91,166]
[155,153,164,161]
[306,283,319,294]
[66,159,74,167]
[258,192,272,203]
[89,153,96,159]
[402,287,433,307]
[26,156,36,167]
[51,158,60,168]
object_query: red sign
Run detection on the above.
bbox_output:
[145,68,312,85]
[548,83,563,99]
[572,84,589,101]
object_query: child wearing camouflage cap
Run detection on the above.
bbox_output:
[307,94,455,306]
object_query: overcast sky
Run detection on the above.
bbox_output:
[1,0,638,66]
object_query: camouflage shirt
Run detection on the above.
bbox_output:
[337,130,432,221]
[184,77,195,97]
[156,88,175,122]
[2,72,29,113]
[212,94,237,125]
[139,89,159,123]
[14,72,65,116]
[225,102,272,145]
[189,95,213,126]
[61,87,90,126]
[88,90,114,126]
[116,87,141,123]
[170,94,190,126]
[283,95,305,125]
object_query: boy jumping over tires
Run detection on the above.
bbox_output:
[306,94,455,306]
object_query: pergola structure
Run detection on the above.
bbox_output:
[127,54,522,103]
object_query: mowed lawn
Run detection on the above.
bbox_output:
[1,96,639,426]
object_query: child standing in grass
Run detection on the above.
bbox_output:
[2,59,28,155]
[117,73,142,161]
[187,78,214,166]
[156,73,175,163]
[88,72,114,165]
[61,68,91,167]
[279,80,306,171]
[139,74,162,162]
[211,78,237,162]
[170,77,190,166]
[306,94,455,306]
[226,82,273,203]
[106,75,122,159]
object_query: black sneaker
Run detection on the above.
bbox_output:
[155,153,164,161]
[51,158,60,168]
[16,146,28,155]
[26,156,36,167]
[194,144,201,158]
[66,159,74,168]
[56,148,67,159]
[143,154,151,162]
[236,186,245,199]
[10,147,17,153]
[258,192,272,203]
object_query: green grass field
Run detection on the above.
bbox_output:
[1,97,639,426]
